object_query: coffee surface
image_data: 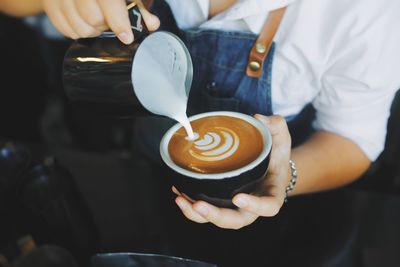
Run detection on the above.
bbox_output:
[168,116,264,174]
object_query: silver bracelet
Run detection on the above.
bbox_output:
[284,160,298,203]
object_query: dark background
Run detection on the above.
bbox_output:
[1,10,400,267]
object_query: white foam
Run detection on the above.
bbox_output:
[194,134,213,146]
[195,133,220,150]
[189,127,240,162]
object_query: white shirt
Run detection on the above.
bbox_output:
[165,0,400,161]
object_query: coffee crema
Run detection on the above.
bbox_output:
[168,116,264,174]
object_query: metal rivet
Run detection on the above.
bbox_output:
[256,43,267,54]
[249,61,261,71]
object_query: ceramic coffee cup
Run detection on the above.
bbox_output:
[160,111,272,208]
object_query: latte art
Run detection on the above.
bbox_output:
[168,116,264,174]
[190,127,239,162]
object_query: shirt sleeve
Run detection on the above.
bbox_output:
[312,10,400,161]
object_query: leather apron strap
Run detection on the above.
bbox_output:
[246,7,287,78]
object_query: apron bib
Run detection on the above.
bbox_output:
[183,29,274,117]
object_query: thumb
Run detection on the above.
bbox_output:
[254,114,290,139]
[254,114,292,165]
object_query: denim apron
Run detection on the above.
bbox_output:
[184,30,274,117]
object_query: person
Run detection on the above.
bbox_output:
[2,0,400,233]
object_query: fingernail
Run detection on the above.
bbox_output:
[118,31,133,44]
[195,205,209,216]
[176,199,187,211]
[234,197,248,208]
[172,186,180,195]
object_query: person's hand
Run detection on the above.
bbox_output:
[173,114,293,229]
[42,0,160,44]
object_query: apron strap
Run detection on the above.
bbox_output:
[246,7,287,78]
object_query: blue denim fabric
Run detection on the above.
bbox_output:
[183,29,274,117]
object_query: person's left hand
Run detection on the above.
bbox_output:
[173,114,293,229]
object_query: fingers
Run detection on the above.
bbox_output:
[43,0,159,44]
[174,193,283,228]
[255,114,291,173]
[175,196,208,224]
[61,0,101,38]
[255,114,291,144]
[74,0,106,29]
[192,201,258,229]
[172,186,180,195]
[232,193,284,217]
[134,0,160,31]
[44,0,103,39]
[193,203,259,230]
[43,0,79,39]
[97,0,133,44]
[175,193,285,228]
[174,190,258,229]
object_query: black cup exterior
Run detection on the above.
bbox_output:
[166,152,270,208]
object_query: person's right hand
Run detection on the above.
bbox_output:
[42,0,160,44]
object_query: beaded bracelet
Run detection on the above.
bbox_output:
[284,160,298,203]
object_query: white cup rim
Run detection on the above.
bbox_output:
[160,111,272,180]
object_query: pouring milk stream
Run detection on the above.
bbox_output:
[131,32,197,140]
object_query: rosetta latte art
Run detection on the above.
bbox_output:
[168,115,263,173]
[189,127,239,162]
